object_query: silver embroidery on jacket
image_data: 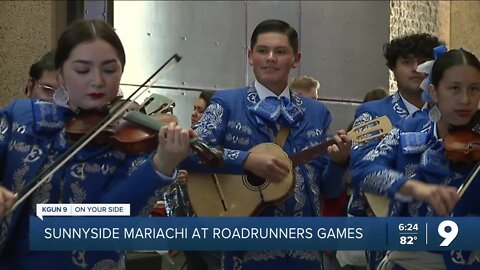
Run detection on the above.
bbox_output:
[451,250,480,265]
[225,149,240,160]
[70,182,87,203]
[24,145,43,163]
[195,103,224,143]
[72,250,88,269]
[290,166,306,217]
[9,140,31,153]
[363,128,400,161]
[231,250,321,270]
[31,182,53,210]
[228,121,253,135]
[351,112,374,149]
[362,169,403,194]
[92,259,123,270]
[0,115,8,141]
[128,156,147,176]
[391,92,408,118]
[289,250,322,261]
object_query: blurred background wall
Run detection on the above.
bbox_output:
[0,0,479,130]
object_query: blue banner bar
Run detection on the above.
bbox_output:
[29,217,479,251]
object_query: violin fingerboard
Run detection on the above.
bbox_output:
[123,111,162,131]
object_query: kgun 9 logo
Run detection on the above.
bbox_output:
[438,220,458,247]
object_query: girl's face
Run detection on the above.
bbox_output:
[59,39,123,111]
[431,65,480,127]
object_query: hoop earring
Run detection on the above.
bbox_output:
[428,104,441,123]
[53,85,70,107]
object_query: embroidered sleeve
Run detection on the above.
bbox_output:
[350,110,386,186]
[350,128,409,198]
[182,99,249,174]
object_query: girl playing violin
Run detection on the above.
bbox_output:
[352,47,480,269]
[0,19,191,269]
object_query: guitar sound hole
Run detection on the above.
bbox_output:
[243,171,269,191]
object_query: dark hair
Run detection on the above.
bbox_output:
[26,50,57,94]
[250,19,299,54]
[199,90,214,106]
[55,19,126,70]
[363,87,388,102]
[431,49,480,88]
[29,49,56,80]
[383,33,443,70]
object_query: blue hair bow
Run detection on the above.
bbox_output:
[418,45,448,102]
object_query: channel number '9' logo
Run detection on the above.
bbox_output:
[438,220,458,247]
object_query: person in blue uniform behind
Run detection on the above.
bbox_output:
[347,33,444,270]
[355,48,480,269]
[182,19,351,270]
[0,19,191,270]
[349,33,444,218]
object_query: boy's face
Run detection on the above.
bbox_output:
[392,55,429,96]
[248,32,301,94]
[27,70,58,100]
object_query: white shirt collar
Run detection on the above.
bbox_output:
[254,80,290,101]
[399,93,427,115]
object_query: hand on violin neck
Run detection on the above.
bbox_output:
[153,122,190,176]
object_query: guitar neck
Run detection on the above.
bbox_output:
[288,132,355,167]
[289,138,335,167]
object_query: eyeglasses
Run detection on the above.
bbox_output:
[36,81,56,93]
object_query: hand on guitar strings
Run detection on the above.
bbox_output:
[327,129,352,166]
[243,153,290,183]
[0,186,15,221]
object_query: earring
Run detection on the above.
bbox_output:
[53,85,70,107]
[428,104,441,123]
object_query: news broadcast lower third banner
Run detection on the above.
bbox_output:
[29,205,479,251]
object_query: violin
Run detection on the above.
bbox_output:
[65,97,178,154]
[65,101,222,166]
[443,110,480,162]
[10,54,222,213]
[443,128,480,162]
[443,110,480,204]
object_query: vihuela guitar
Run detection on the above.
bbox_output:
[187,116,392,217]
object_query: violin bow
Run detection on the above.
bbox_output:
[9,54,182,214]
[457,161,480,198]
[450,161,480,216]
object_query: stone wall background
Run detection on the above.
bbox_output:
[0,1,56,106]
